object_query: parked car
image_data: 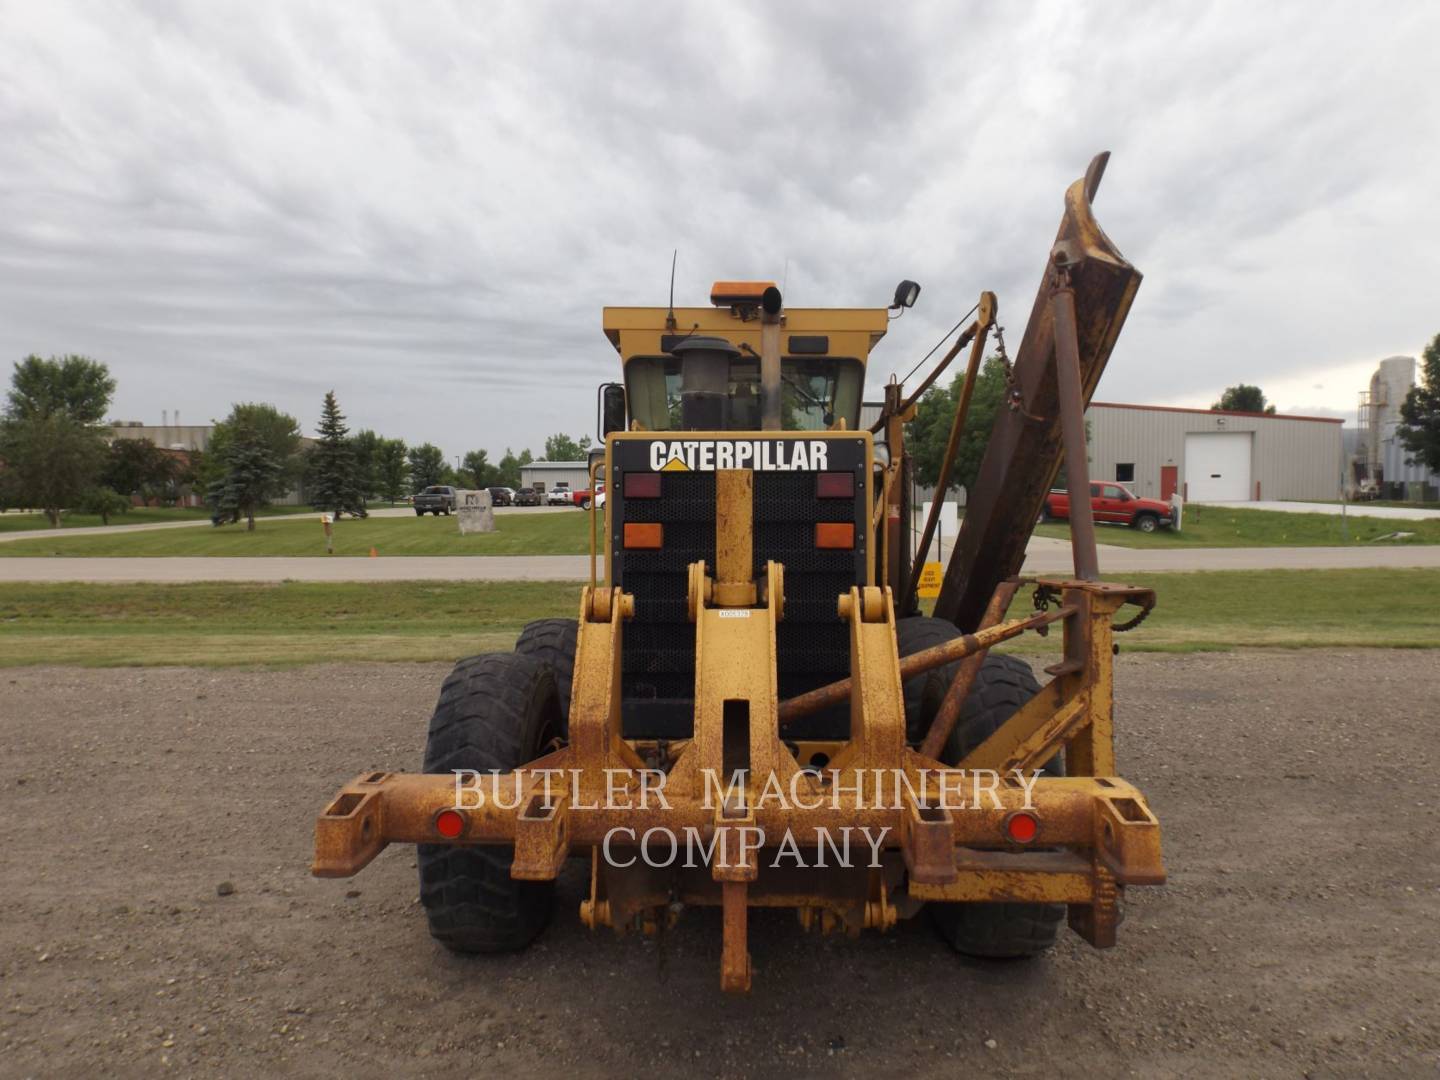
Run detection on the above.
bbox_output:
[514,487,543,507]
[546,484,575,506]
[487,486,514,507]
[574,483,604,509]
[412,485,458,516]
[1042,483,1173,533]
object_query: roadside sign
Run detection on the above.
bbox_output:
[916,561,944,599]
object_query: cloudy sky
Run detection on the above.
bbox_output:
[2,2,1436,461]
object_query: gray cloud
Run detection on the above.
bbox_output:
[1,1,1435,458]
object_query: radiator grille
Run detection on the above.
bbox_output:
[616,468,863,739]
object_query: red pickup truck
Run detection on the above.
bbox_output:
[1042,483,1174,533]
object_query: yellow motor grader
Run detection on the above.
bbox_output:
[313,153,1165,992]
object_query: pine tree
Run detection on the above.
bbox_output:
[307,391,367,518]
[206,426,283,531]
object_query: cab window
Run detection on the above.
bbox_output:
[625,354,863,431]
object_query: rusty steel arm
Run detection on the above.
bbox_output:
[933,152,1142,630]
[776,602,1072,726]
[899,293,995,612]
[918,579,1021,759]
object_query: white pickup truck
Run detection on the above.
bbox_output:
[545,483,574,506]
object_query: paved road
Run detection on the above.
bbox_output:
[4,539,1439,582]
[0,505,569,545]
[1209,499,1440,521]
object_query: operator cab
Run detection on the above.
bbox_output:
[604,281,887,436]
[625,343,865,433]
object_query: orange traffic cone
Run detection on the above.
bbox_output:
[369,547,378,558]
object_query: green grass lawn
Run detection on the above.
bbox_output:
[0,581,579,666]
[0,503,350,533]
[1,569,1434,667]
[1033,504,1440,548]
[0,508,591,556]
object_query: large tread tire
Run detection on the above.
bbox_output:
[514,618,579,728]
[894,616,968,745]
[929,652,1066,959]
[417,653,562,954]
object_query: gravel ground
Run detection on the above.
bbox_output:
[2,651,1437,1078]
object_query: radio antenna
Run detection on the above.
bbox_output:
[666,249,678,329]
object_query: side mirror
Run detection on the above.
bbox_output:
[598,382,626,439]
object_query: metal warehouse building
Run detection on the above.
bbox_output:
[860,400,1345,503]
[1085,402,1343,502]
[518,460,590,493]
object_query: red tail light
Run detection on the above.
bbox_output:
[435,809,465,839]
[815,471,854,499]
[1005,811,1038,844]
[624,472,661,498]
[815,522,854,549]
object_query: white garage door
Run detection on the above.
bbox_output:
[1186,432,1255,504]
[1185,432,1252,502]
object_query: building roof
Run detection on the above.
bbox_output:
[1089,401,1344,424]
[521,460,588,469]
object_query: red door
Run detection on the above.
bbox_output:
[1160,466,1178,502]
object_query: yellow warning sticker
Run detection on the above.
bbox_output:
[916,562,944,599]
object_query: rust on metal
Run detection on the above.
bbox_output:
[312,154,1165,993]
[933,151,1142,630]
[899,292,995,613]
[918,578,1022,759]
[777,604,1071,726]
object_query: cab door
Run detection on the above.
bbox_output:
[1094,483,1128,522]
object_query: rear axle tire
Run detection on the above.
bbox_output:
[895,616,968,745]
[514,618,579,729]
[928,652,1065,958]
[417,653,562,953]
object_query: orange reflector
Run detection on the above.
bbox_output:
[815,522,854,549]
[435,809,465,839]
[1006,811,1038,844]
[624,523,663,549]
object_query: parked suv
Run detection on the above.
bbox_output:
[514,487,543,507]
[412,485,457,516]
[487,486,514,507]
[1042,482,1173,532]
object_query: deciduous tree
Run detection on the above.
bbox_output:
[461,449,499,489]
[1212,384,1275,415]
[202,403,303,499]
[906,356,1009,495]
[1398,332,1440,475]
[0,354,114,525]
[542,433,592,462]
[7,354,115,424]
[375,438,409,504]
[407,443,446,491]
[102,438,176,504]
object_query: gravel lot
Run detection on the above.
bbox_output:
[2,651,1437,1078]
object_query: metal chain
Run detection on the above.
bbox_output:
[1112,599,1154,633]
